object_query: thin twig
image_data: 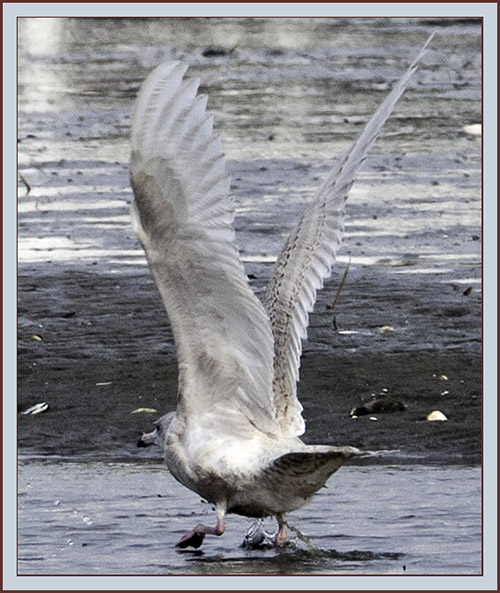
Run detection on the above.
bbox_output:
[327,258,351,311]
[19,174,31,195]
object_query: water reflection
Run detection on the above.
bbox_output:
[18,17,65,56]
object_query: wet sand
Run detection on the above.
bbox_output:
[17,17,482,465]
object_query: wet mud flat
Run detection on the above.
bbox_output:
[17,17,482,465]
[18,262,481,465]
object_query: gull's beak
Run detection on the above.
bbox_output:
[136,412,174,448]
[137,429,158,447]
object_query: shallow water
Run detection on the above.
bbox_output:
[18,459,481,575]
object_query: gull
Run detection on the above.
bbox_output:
[131,35,433,549]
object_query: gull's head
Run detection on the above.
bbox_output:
[137,412,175,448]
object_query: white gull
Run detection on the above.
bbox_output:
[131,36,433,549]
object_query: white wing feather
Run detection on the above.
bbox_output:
[265,35,434,437]
[131,62,279,436]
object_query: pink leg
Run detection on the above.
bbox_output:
[176,505,226,549]
[275,514,288,547]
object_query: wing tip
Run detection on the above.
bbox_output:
[409,31,436,71]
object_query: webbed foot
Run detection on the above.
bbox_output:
[176,527,206,549]
[176,517,225,549]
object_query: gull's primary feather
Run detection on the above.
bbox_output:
[265,34,434,437]
[131,62,278,435]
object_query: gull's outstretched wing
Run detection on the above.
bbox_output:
[265,35,434,437]
[131,62,278,436]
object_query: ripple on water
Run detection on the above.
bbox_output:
[17,460,481,575]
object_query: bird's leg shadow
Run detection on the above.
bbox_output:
[287,522,321,553]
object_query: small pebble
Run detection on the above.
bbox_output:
[427,410,447,421]
[350,397,406,417]
[462,123,481,136]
